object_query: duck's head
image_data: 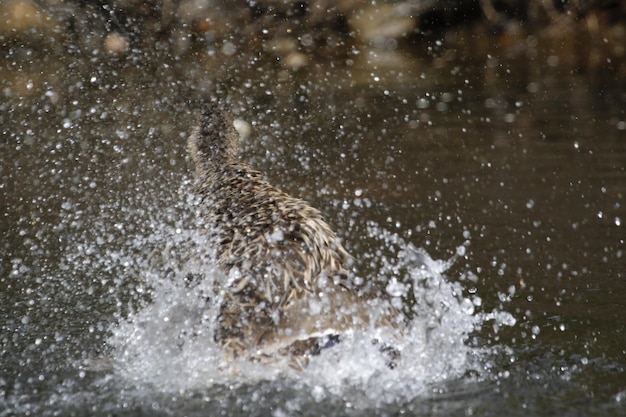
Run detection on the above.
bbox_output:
[188,105,238,175]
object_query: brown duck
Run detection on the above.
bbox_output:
[188,105,400,366]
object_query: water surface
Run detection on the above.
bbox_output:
[1,36,625,416]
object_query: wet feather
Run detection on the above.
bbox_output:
[188,105,398,364]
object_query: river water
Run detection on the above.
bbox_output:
[1,29,625,416]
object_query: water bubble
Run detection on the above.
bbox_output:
[460,298,475,315]
[385,278,406,297]
[417,98,429,109]
[265,229,284,243]
[222,42,236,56]
[464,271,479,283]
[311,385,325,402]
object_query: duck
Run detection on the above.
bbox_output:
[187,104,401,367]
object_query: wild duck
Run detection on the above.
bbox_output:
[187,105,400,367]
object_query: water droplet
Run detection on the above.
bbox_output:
[222,42,236,56]
[385,279,406,297]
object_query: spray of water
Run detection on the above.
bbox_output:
[105,184,516,404]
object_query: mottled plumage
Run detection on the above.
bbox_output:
[188,106,396,364]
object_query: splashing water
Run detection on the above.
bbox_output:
[105,184,516,405]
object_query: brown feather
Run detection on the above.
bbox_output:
[188,106,399,363]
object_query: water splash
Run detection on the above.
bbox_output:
[106,195,516,403]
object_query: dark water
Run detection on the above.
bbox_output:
[1,38,625,416]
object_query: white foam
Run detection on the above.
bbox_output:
[106,216,515,402]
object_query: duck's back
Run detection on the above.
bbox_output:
[188,106,390,361]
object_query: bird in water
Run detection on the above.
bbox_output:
[187,105,401,367]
